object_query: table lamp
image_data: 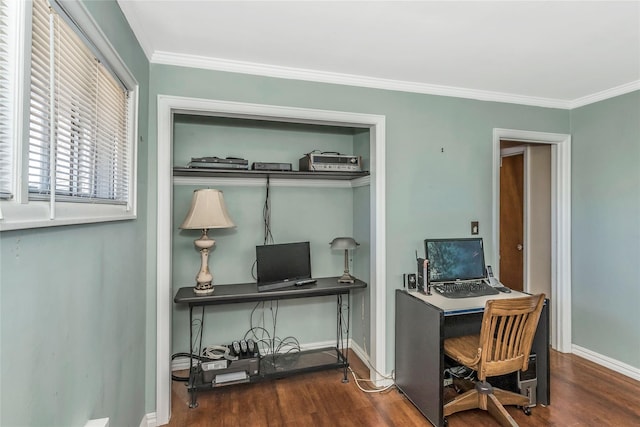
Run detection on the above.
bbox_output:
[330,237,359,283]
[180,189,235,294]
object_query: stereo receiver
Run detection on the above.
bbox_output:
[299,153,362,172]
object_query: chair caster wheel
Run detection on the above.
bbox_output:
[521,406,531,416]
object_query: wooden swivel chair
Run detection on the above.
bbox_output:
[443,294,546,426]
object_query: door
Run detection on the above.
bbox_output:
[500,153,524,291]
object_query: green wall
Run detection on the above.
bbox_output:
[570,90,640,367]
[0,1,150,426]
[147,63,570,400]
[3,2,637,423]
[171,116,363,352]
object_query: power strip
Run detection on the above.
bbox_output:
[201,360,228,371]
[215,371,248,384]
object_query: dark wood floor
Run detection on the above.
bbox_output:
[168,349,640,426]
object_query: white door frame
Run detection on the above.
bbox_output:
[155,95,387,425]
[493,128,572,353]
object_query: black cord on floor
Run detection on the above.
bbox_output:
[171,352,209,382]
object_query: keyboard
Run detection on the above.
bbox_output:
[432,281,500,299]
[257,279,317,292]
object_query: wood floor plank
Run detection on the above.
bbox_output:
[168,349,640,426]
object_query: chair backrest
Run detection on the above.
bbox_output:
[476,294,545,380]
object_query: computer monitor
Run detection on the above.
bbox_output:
[424,238,486,283]
[256,241,312,289]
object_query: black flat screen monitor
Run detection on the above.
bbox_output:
[424,238,487,283]
[256,242,312,289]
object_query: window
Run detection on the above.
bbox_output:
[0,0,13,201]
[0,0,138,230]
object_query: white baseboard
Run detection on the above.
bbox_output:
[139,412,156,427]
[349,339,368,367]
[349,339,394,388]
[84,419,109,427]
[572,344,640,381]
[171,355,197,371]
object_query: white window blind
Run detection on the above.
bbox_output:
[0,0,12,200]
[29,0,130,204]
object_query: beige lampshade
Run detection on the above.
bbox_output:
[180,189,235,230]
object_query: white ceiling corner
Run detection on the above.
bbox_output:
[117,1,640,109]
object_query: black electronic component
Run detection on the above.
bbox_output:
[416,257,425,292]
[407,274,417,290]
[425,238,487,283]
[232,340,241,356]
[251,162,292,171]
[256,242,312,292]
[200,343,261,383]
[486,265,494,278]
[188,156,249,170]
[425,259,431,295]
[518,354,538,406]
[432,281,500,299]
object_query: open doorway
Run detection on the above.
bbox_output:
[499,142,552,298]
[492,128,572,353]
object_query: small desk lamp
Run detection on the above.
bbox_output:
[330,237,359,283]
[180,189,235,294]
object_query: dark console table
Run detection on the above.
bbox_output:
[174,277,367,407]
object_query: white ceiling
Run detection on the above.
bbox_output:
[117,1,640,108]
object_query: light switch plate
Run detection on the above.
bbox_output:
[471,221,479,235]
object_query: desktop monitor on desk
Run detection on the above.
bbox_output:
[256,241,312,291]
[424,238,487,283]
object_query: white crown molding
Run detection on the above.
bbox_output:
[569,80,640,109]
[151,51,572,109]
[151,51,640,110]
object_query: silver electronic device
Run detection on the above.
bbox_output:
[188,156,249,170]
[518,354,538,407]
[201,342,260,384]
[299,153,362,172]
[484,265,512,293]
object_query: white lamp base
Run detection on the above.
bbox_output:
[193,283,215,295]
[193,231,216,294]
